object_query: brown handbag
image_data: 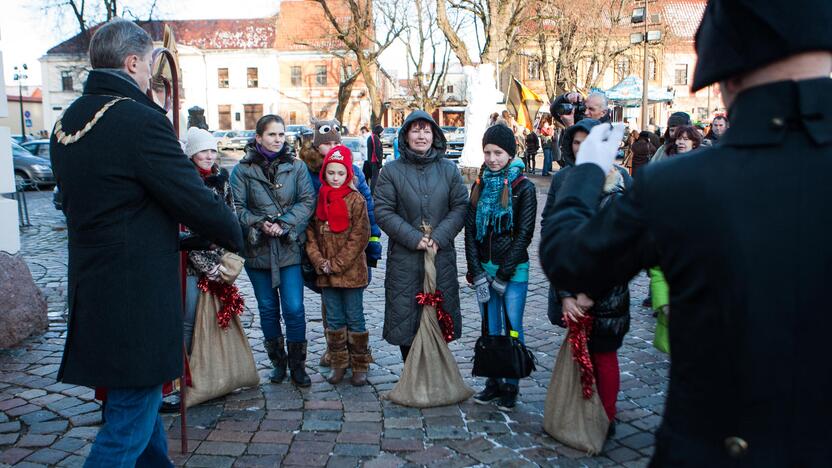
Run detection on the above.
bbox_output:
[218,252,244,284]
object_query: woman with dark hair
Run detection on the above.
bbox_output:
[666,125,704,156]
[230,114,316,387]
[630,131,659,176]
[374,110,469,362]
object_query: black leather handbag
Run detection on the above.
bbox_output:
[472,298,537,379]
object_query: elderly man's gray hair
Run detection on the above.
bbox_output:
[587,92,609,108]
[89,18,153,69]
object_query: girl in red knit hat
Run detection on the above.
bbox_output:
[305,145,373,386]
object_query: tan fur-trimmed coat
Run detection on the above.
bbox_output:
[305,191,370,289]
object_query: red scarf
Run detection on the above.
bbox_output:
[197,166,213,178]
[316,146,356,233]
[316,183,352,233]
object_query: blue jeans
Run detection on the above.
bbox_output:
[85,385,172,468]
[322,287,366,332]
[246,265,306,342]
[183,274,199,353]
[542,148,553,175]
[478,281,529,386]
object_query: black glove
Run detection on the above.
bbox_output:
[179,233,213,251]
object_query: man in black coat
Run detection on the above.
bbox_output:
[364,124,384,193]
[50,19,242,466]
[540,1,832,466]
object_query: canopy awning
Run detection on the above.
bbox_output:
[605,76,674,107]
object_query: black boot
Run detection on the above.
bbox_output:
[264,337,287,383]
[497,383,518,411]
[287,341,312,387]
[474,378,502,404]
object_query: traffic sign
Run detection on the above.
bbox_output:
[24,118,32,128]
[24,110,31,118]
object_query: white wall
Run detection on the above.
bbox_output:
[0,50,21,254]
[179,47,281,131]
[40,54,87,131]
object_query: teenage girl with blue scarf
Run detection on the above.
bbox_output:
[464,124,538,410]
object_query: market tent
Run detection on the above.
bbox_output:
[605,76,674,107]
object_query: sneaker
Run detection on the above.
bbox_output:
[473,379,502,404]
[496,384,518,411]
[159,393,180,413]
[607,421,617,438]
[642,297,652,308]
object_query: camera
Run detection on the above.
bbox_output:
[550,93,586,125]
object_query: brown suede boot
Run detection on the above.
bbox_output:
[347,331,373,386]
[319,304,331,367]
[326,327,349,384]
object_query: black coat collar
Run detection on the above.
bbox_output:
[83,69,166,115]
[720,78,832,147]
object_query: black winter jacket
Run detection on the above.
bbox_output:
[465,176,537,282]
[544,166,632,353]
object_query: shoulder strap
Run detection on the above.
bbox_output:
[511,174,527,190]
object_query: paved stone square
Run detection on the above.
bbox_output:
[0,182,669,467]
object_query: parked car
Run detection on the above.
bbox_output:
[213,130,240,151]
[380,127,399,147]
[226,130,255,151]
[12,141,54,189]
[286,125,313,151]
[341,137,364,167]
[20,139,51,159]
[12,134,33,145]
[441,126,457,141]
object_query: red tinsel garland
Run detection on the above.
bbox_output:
[416,289,454,343]
[567,315,596,399]
[197,276,245,329]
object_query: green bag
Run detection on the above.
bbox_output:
[653,308,670,354]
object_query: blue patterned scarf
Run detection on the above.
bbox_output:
[475,158,525,241]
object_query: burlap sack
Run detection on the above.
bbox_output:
[187,291,259,408]
[543,337,609,455]
[385,247,474,407]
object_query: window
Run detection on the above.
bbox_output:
[674,64,688,86]
[291,66,302,87]
[244,104,263,130]
[647,56,657,81]
[315,65,327,86]
[247,67,259,88]
[218,105,231,129]
[446,85,454,94]
[61,71,73,91]
[615,57,630,81]
[527,58,541,80]
[218,68,229,88]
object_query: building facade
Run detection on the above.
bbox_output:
[40,19,281,135]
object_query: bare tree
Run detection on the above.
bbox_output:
[39,0,161,46]
[529,0,669,96]
[401,0,453,114]
[315,0,406,126]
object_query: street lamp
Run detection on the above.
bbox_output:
[631,3,661,131]
[13,64,28,139]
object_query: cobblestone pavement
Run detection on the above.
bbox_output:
[0,182,668,467]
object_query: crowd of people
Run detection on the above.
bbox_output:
[49,0,832,464]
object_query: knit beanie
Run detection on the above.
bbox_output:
[667,112,691,128]
[185,127,217,158]
[482,123,517,156]
[312,119,342,148]
[321,145,355,183]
